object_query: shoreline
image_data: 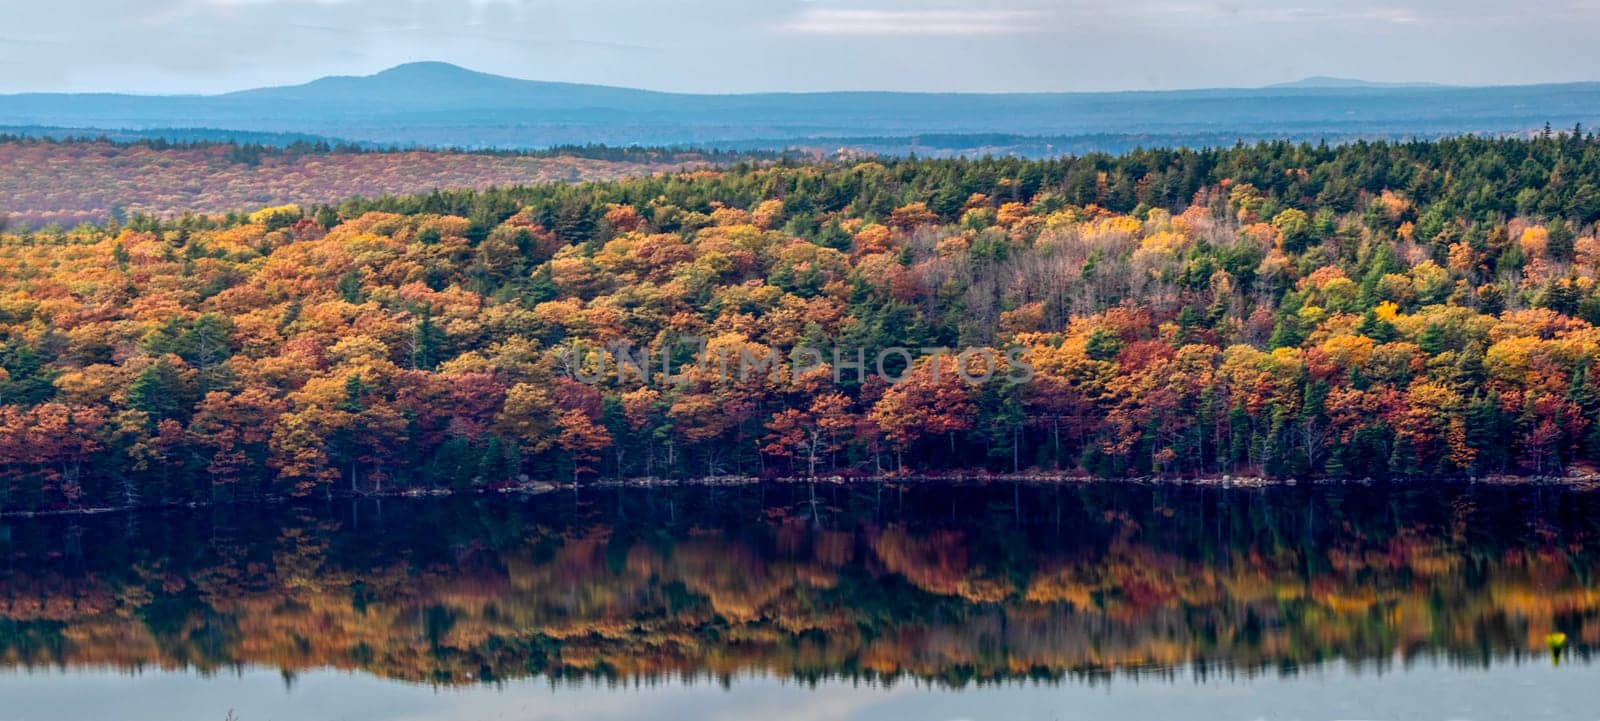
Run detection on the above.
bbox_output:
[3,472,1598,520]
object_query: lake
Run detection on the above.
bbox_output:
[0,482,1594,721]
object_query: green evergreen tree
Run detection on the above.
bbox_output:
[411,307,445,371]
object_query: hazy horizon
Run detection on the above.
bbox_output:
[2,1,1597,95]
[0,62,1510,99]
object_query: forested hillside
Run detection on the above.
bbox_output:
[4,133,1600,510]
[0,136,722,228]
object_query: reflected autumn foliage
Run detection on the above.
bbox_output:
[0,483,1595,686]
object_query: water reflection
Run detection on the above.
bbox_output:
[0,483,1594,687]
[6,662,1599,721]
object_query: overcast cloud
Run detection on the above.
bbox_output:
[0,0,1594,94]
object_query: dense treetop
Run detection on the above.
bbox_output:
[5,132,1600,509]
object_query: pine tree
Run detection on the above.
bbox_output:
[1358,310,1397,343]
[525,264,558,305]
[337,268,365,304]
[1417,323,1448,355]
[1466,391,1507,474]
[410,307,444,371]
[1567,362,1600,462]
[125,360,185,423]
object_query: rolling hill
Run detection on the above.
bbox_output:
[1266,76,1448,89]
[0,62,1596,153]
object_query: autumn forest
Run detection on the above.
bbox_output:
[6,133,1600,511]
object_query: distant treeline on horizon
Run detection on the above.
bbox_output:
[0,128,763,162]
[0,123,1565,160]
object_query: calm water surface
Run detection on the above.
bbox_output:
[0,483,1595,720]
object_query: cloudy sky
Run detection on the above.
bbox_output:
[0,0,1594,94]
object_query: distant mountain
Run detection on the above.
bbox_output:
[221,61,668,110]
[1268,76,1449,89]
[0,62,1595,153]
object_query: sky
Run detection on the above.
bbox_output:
[0,0,1595,94]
